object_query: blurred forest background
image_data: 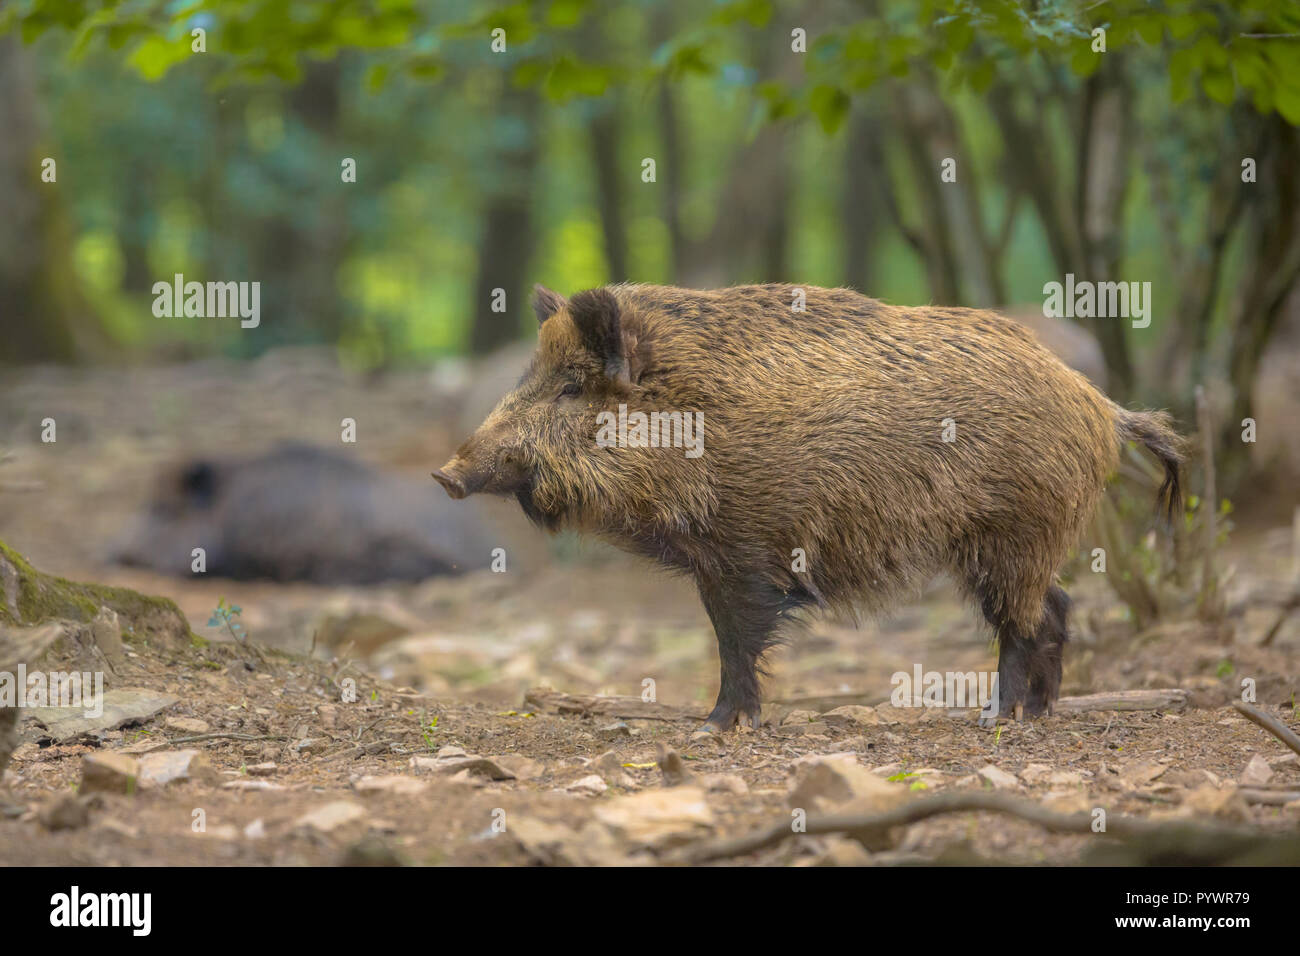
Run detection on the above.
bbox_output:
[1,0,1298,494]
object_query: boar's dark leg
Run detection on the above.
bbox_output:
[977,583,1069,723]
[694,574,794,733]
[1025,586,1070,716]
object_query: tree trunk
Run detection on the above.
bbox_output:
[1220,116,1300,479]
[0,35,99,363]
[469,85,541,354]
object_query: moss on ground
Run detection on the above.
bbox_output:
[0,538,192,644]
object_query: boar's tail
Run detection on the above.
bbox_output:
[1115,407,1184,525]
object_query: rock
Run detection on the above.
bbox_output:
[700,773,749,795]
[657,746,692,786]
[593,751,635,788]
[295,801,367,833]
[977,765,1019,790]
[1047,770,1085,787]
[1240,754,1274,786]
[491,755,543,781]
[138,750,216,788]
[316,612,412,657]
[593,786,714,850]
[290,738,330,756]
[246,761,278,776]
[1019,763,1054,785]
[316,703,338,729]
[353,774,428,796]
[409,752,518,780]
[789,754,908,812]
[508,817,582,865]
[598,721,632,739]
[223,779,284,791]
[806,836,873,867]
[164,717,210,735]
[1042,791,1094,814]
[26,689,179,743]
[822,705,883,728]
[80,752,141,795]
[781,709,820,725]
[565,774,608,795]
[1180,784,1250,822]
[244,819,266,840]
[90,607,126,671]
[1121,763,1169,789]
[39,793,91,830]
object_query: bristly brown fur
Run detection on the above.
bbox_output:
[439,283,1183,729]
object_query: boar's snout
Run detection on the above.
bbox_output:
[432,441,532,501]
[431,461,479,500]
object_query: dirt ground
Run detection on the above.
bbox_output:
[1,353,1299,866]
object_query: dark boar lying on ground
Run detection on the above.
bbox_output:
[434,284,1182,733]
[118,443,491,584]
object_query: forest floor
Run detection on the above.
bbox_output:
[1,353,1299,866]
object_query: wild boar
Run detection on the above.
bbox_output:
[117,443,492,584]
[433,284,1182,732]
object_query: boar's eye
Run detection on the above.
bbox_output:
[558,382,582,399]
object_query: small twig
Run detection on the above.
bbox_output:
[320,739,401,763]
[169,732,289,744]
[1231,701,1300,758]
[352,715,407,742]
[1260,592,1300,647]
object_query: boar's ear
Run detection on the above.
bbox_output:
[531,284,567,326]
[568,287,640,386]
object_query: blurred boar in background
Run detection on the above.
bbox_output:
[435,283,1182,733]
[118,443,492,584]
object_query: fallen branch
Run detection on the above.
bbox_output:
[1231,701,1300,758]
[1240,788,1300,806]
[523,689,706,723]
[1054,689,1187,714]
[679,790,1274,864]
[1259,591,1299,647]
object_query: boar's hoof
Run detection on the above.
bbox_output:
[694,709,761,736]
[978,699,1031,728]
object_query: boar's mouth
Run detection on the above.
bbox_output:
[516,479,563,532]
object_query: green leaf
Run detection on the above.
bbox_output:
[127,34,190,81]
[809,83,850,134]
[1202,68,1235,105]
[1070,47,1101,78]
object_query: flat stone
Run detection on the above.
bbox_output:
[26,689,179,743]
[138,749,216,788]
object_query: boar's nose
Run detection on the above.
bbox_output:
[431,467,466,499]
